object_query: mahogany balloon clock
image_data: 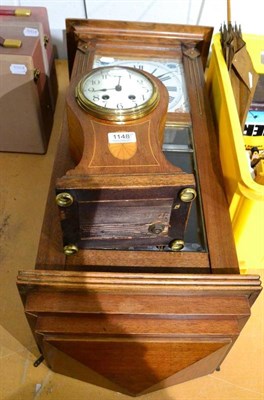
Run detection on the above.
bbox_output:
[55,65,196,254]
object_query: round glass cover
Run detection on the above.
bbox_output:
[75,66,159,122]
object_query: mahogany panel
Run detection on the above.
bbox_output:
[140,342,233,394]
[183,48,239,271]
[35,315,241,337]
[40,338,231,396]
[44,337,230,395]
[25,291,250,317]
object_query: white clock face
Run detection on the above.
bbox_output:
[93,57,189,113]
[76,66,159,121]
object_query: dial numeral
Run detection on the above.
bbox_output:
[166,86,178,92]
[159,75,172,82]
[100,73,108,80]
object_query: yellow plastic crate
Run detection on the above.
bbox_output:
[207,33,264,270]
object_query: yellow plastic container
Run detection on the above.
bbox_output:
[206,33,264,270]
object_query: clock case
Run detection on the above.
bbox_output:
[55,20,213,251]
[55,19,237,270]
[17,20,262,397]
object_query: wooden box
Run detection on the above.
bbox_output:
[0,5,58,109]
[0,6,57,153]
[0,22,54,153]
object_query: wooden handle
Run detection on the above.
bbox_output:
[227,0,231,23]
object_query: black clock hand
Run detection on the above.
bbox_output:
[89,86,123,92]
[156,71,172,79]
[88,76,123,92]
[115,75,122,91]
[88,87,118,92]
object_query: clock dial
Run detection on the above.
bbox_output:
[75,66,159,121]
[93,57,189,113]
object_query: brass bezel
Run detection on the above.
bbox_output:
[75,66,160,122]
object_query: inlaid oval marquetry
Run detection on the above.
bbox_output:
[108,142,137,160]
